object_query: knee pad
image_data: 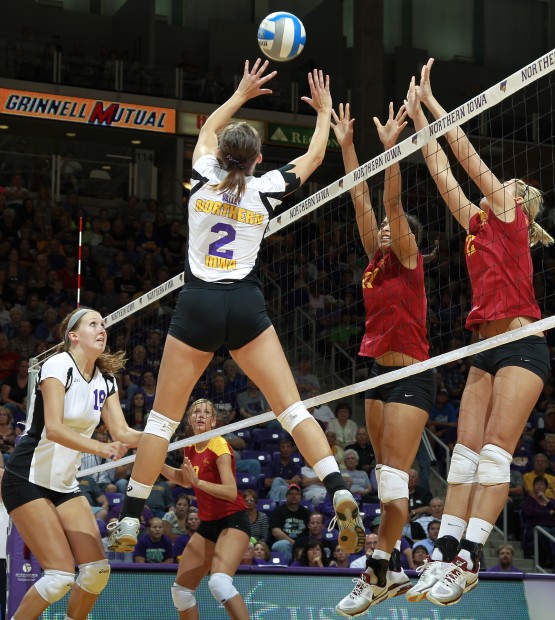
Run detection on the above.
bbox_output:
[477,443,512,485]
[447,444,480,484]
[375,464,382,498]
[378,466,409,503]
[76,559,110,595]
[34,570,75,604]
[144,410,180,442]
[171,582,196,612]
[208,572,238,604]
[277,402,312,435]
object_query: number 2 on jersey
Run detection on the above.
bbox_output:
[208,223,236,259]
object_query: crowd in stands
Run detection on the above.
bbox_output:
[1,172,555,570]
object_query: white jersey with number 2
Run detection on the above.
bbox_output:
[188,154,286,283]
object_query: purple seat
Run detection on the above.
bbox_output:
[237,473,258,490]
[252,428,289,449]
[256,498,276,514]
[104,492,124,509]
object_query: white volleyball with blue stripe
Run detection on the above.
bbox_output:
[257,12,306,62]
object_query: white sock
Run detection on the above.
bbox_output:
[313,455,339,480]
[372,549,391,562]
[431,514,466,561]
[457,518,492,570]
[126,477,152,499]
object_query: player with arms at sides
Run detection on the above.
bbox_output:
[161,399,250,619]
[405,59,553,606]
[108,58,364,556]
[0,308,141,620]
[331,102,435,617]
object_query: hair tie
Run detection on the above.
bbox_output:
[225,154,248,170]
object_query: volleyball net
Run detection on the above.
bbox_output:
[66,49,555,477]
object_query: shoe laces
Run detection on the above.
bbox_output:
[416,559,437,576]
[106,521,117,533]
[349,577,367,598]
[442,564,464,586]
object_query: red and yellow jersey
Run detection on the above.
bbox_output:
[186,436,247,522]
[465,206,540,329]
[360,250,429,361]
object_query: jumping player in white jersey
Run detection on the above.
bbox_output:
[1,308,141,620]
[108,59,365,578]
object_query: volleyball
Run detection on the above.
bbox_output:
[257,12,306,62]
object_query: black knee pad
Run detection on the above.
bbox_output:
[460,538,483,565]
[388,548,401,572]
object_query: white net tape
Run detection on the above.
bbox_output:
[79,313,555,477]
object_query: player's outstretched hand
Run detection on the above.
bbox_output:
[416,58,435,105]
[373,102,407,150]
[236,58,277,101]
[301,69,332,114]
[331,103,355,148]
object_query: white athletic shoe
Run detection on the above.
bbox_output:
[426,556,479,606]
[405,558,450,603]
[329,489,365,554]
[336,572,389,617]
[386,568,412,599]
[107,516,140,553]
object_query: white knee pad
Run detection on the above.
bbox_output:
[378,466,409,503]
[144,410,180,442]
[447,443,480,484]
[171,582,196,611]
[208,572,238,604]
[277,402,312,435]
[76,559,110,595]
[477,443,512,485]
[375,464,382,498]
[34,569,75,604]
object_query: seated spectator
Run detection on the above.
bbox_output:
[512,433,535,475]
[0,333,20,383]
[131,370,157,413]
[243,489,269,543]
[268,483,310,564]
[401,511,426,544]
[126,391,148,430]
[330,543,350,568]
[408,469,432,517]
[293,354,321,401]
[345,426,375,474]
[240,541,263,566]
[172,511,201,561]
[301,461,327,508]
[292,512,335,562]
[0,407,17,457]
[412,544,428,569]
[486,544,522,573]
[133,517,174,564]
[222,430,261,476]
[162,494,193,541]
[253,541,272,563]
[522,476,555,563]
[10,320,37,359]
[533,405,555,453]
[78,474,109,522]
[426,388,458,447]
[326,402,357,449]
[146,474,175,518]
[265,438,302,502]
[414,496,444,532]
[222,358,247,394]
[501,469,525,539]
[523,454,555,498]
[342,449,373,501]
[80,428,129,494]
[349,533,378,569]
[209,369,238,422]
[307,389,336,429]
[412,519,441,555]
[325,429,345,469]
[291,540,330,567]
[545,434,555,469]
[237,377,272,425]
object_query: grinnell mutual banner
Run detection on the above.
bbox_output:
[0,88,175,133]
